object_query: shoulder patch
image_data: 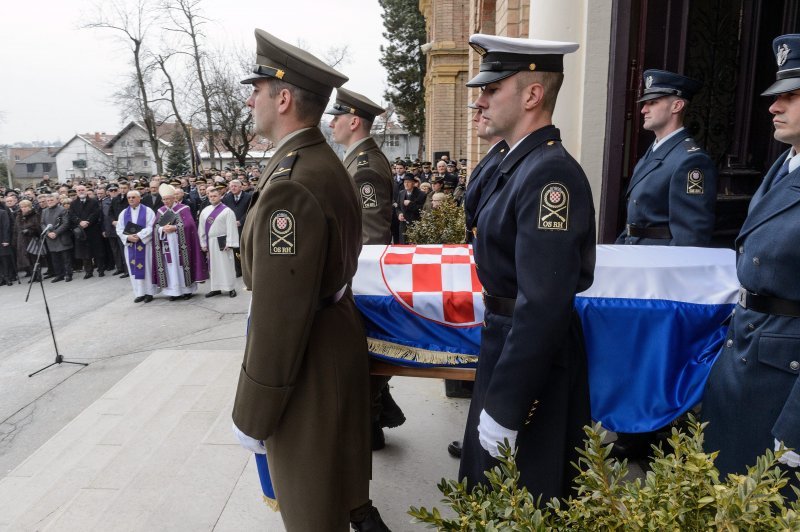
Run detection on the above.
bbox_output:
[360,182,378,209]
[538,182,569,231]
[269,210,295,255]
[270,152,297,180]
[687,169,704,194]
[356,153,370,169]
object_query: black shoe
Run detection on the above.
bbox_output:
[371,422,385,451]
[447,440,462,458]
[43,272,54,279]
[83,272,93,280]
[98,271,105,278]
[608,432,658,461]
[51,276,64,283]
[205,290,222,298]
[229,289,237,298]
[379,389,406,428]
[351,505,391,532]
[143,295,153,303]
[65,275,73,282]
[120,273,130,278]
[113,269,125,275]
[183,293,193,300]
[170,296,180,302]
[134,296,146,303]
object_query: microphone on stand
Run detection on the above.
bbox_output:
[40,223,53,236]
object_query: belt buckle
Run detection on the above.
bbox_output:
[738,287,748,308]
[626,223,633,237]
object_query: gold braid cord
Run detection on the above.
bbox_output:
[366,337,477,366]
[263,495,280,512]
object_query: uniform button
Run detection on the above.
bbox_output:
[791,361,800,371]
[633,200,639,205]
[726,339,733,348]
[747,323,755,331]
[752,257,760,266]
[738,246,744,254]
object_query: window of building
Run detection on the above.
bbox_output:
[126,160,132,169]
[142,159,149,168]
[27,164,36,173]
[42,163,51,172]
[136,140,145,148]
[385,135,400,147]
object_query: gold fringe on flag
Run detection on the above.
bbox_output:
[367,337,477,366]
[263,495,280,512]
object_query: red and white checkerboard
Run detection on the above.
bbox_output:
[379,244,484,327]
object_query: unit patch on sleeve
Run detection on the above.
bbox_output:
[270,210,296,255]
[538,182,570,231]
[687,169,704,194]
[360,182,378,209]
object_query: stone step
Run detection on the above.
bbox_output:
[1,350,251,530]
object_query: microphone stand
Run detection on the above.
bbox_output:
[27,225,89,377]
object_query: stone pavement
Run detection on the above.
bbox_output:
[0,275,470,531]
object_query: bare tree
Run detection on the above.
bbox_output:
[206,52,261,167]
[84,0,165,173]
[161,0,218,170]
[154,53,198,174]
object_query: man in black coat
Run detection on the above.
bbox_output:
[458,34,596,502]
[141,180,164,212]
[222,179,251,277]
[395,174,425,244]
[70,184,107,278]
[103,184,127,275]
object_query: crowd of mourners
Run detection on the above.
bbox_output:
[0,167,259,287]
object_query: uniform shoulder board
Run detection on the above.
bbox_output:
[356,152,370,169]
[270,152,298,180]
[684,138,701,153]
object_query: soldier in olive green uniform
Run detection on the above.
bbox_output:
[326,88,394,245]
[327,88,406,450]
[231,29,389,532]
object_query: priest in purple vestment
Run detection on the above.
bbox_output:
[153,184,208,300]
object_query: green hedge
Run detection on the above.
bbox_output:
[410,416,800,530]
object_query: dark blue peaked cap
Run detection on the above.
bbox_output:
[638,69,702,103]
[763,34,800,96]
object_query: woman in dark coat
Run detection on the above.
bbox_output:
[15,199,42,278]
[0,204,13,285]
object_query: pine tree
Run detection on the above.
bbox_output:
[165,129,190,176]
[379,0,426,149]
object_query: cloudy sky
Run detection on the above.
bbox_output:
[0,0,391,145]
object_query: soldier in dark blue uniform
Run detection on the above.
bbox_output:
[703,34,800,493]
[458,34,596,501]
[448,102,507,459]
[617,70,717,246]
[612,70,718,459]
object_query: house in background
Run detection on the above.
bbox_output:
[371,113,421,162]
[53,132,114,183]
[9,147,59,189]
[105,122,178,178]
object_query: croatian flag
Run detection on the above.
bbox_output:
[353,244,738,432]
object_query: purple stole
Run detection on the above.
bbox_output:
[124,207,148,279]
[204,203,228,244]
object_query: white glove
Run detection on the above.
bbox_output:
[774,438,800,468]
[478,409,518,458]
[232,422,266,454]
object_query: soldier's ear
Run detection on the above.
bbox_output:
[671,97,687,114]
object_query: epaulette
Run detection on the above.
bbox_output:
[684,137,702,153]
[270,152,297,181]
[356,152,370,169]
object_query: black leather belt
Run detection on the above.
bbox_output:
[483,292,516,317]
[738,287,800,318]
[318,284,348,310]
[626,224,672,239]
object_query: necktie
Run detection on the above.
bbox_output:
[772,158,791,188]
